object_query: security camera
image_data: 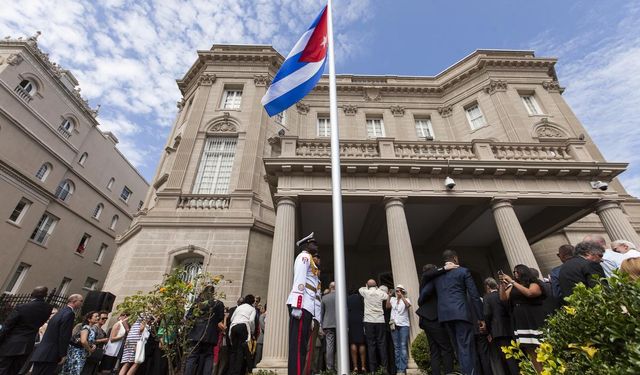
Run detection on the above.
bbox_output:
[590,181,608,191]
[444,176,456,190]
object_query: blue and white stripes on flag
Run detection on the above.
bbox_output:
[261,6,328,117]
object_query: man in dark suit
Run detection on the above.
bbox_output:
[184,285,225,375]
[30,293,83,375]
[559,241,606,299]
[424,250,484,375]
[416,264,455,375]
[0,286,52,375]
[483,278,518,375]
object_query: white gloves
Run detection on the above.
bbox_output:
[291,308,303,319]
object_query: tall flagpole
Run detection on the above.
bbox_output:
[326,1,349,374]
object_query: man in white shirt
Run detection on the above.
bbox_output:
[359,279,389,373]
[229,295,256,375]
[612,240,640,260]
[584,234,621,277]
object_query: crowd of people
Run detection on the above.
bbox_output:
[1,232,639,375]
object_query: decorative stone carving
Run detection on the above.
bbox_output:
[483,79,508,95]
[532,118,568,139]
[198,73,216,86]
[296,102,310,115]
[363,87,382,101]
[342,105,358,116]
[390,105,405,117]
[253,74,271,87]
[542,80,563,93]
[207,112,238,133]
[6,53,23,66]
[437,105,453,118]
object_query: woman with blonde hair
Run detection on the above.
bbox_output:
[621,257,640,280]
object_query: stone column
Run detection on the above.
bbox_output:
[595,200,640,246]
[491,199,541,272]
[258,196,297,371]
[384,197,421,371]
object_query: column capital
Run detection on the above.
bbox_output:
[383,196,407,208]
[595,199,623,213]
[490,197,516,211]
[274,195,297,207]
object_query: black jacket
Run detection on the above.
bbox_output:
[30,305,75,363]
[416,267,447,322]
[0,297,52,356]
[558,256,605,298]
[482,291,512,338]
[187,299,225,345]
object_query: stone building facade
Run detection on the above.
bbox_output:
[103,44,640,371]
[0,34,148,296]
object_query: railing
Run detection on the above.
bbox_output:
[57,125,72,139]
[296,140,380,158]
[281,137,586,162]
[1,289,70,323]
[395,142,476,160]
[177,195,230,210]
[14,85,33,102]
[491,144,572,161]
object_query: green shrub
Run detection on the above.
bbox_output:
[506,273,640,374]
[410,331,431,373]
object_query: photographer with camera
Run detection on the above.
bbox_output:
[386,285,411,375]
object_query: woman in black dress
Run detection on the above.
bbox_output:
[499,264,546,372]
[347,291,366,373]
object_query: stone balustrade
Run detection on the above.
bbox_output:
[279,136,588,162]
[176,195,230,209]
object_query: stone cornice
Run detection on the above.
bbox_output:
[0,34,100,122]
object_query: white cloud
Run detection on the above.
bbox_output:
[528,1,640,197]
[0,0,373,176]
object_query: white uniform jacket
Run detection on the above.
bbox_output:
[286,251,319,315]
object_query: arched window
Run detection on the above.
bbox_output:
[92,203,104,219]
[109,215,119,230]
[55,179,75,201]
[18,79,36,95]
[179,257,204,286]
[58,118,75,139]
[107,177,115,190]
[35,163,52,181]
[78,152,88,166]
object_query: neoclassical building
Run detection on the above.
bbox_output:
[104,44,640,371]
[0,35,148,296]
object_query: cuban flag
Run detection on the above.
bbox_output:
[261,5,328,117]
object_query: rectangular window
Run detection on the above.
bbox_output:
[30,212,58,245]
[366,118,385,138]
[317,117,331,137]
[5,263,30,293]
[76,233,91,254]
[415,119,435,139]
[96,243,107,264]
[84,277,98,291]
[193,137,237,194]
[222,89,243,110]
[8,198,31,224]
[58,277,72,295]
[465,104,487,130]
[120,187,132,202]
[521,95,542,115]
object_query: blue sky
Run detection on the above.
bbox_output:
[2,0,639,196]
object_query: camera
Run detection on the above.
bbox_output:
[590,181,608,191]
[444,176,456,190]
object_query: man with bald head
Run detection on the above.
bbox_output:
[359,279,389,373]
[0,286,52,375]
[30,294,83,375]
[583,234,622,277]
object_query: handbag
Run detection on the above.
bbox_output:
[134,339,145,364]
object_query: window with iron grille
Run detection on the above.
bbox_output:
[193,137,237,194]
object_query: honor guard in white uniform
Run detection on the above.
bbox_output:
[287,232,319,375]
